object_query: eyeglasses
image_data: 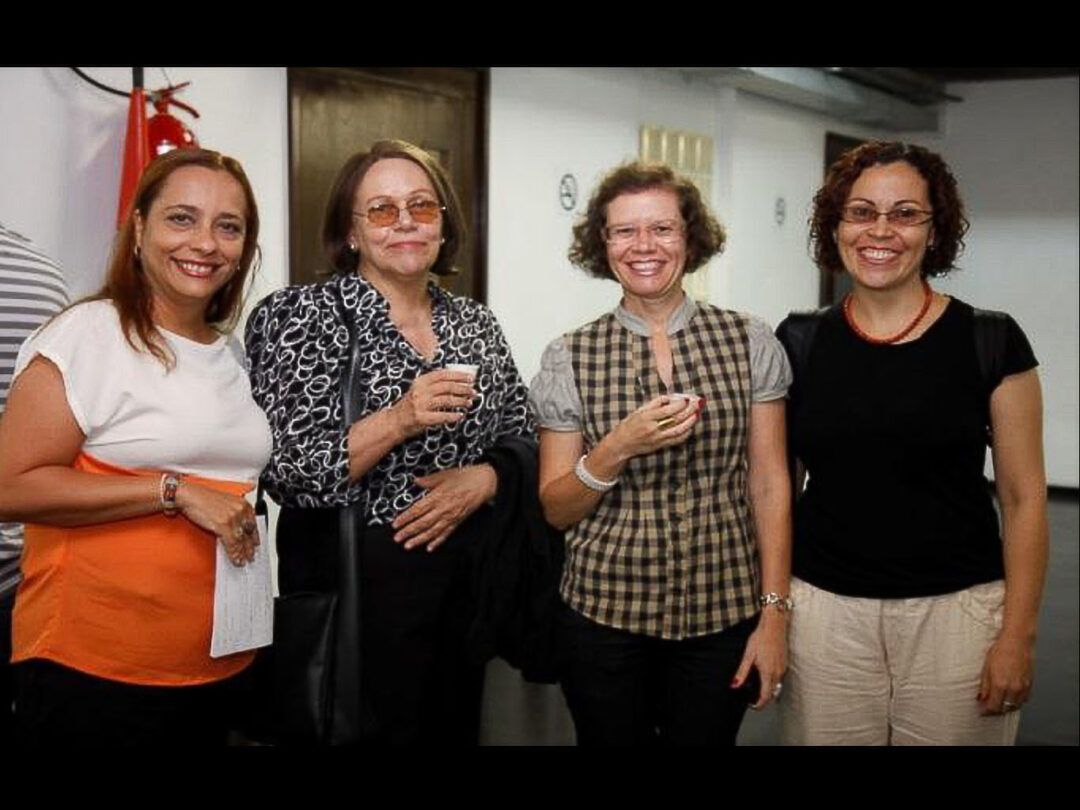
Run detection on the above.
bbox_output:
[604,220,684,244]
[840,204,933,227]
[355,199,445,227]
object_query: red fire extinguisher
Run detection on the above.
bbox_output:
[147,82,200,156]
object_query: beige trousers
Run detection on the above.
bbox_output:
[779,578,1020,746]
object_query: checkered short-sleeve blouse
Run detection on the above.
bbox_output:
[530,298,791,639]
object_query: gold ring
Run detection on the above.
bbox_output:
[656,417,675,429]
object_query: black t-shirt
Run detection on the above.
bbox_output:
[777,298,1037,598]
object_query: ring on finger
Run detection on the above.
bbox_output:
[656,416,676,430]
[1002,700,1020,712]
[772,682,783,697]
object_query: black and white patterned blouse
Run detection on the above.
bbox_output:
[245,272,535,523]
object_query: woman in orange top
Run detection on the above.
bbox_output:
[0,148,272,746]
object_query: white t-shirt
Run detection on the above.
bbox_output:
[13,300,271,483]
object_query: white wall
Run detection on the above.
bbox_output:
[488,69,1078,487]
[0,66,289,570]
[0,67,289,324]
[487,67,883,382]
[926,78,1078,486]
[488,68,719,382]
[719,91,879,326]
[4,67,1076,486]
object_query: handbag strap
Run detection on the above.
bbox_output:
[778,308,829,385]
[972,307,1013,446]
[777,308,829,493]
[972,307,1010,398]
[255,482,267,519]
[329,278,370,742]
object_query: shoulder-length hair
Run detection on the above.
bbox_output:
[569,162,726,280]
[322,139,465,278]
[809,140,968,278]
[95,147,260,367]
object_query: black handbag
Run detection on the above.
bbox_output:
[247,283,375,746]
[261,502,371,745]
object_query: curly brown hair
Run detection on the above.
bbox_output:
[322,139,465,278]
[569,162,725,280]
[810,140,969,278]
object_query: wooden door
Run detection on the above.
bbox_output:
[288,67,486,301]
[821,133,866,306]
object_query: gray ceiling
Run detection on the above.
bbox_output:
[831,67,1079,106]
[913,67,1079,84]
[662,67,1078,132]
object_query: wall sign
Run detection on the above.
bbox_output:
[559,173,578,211]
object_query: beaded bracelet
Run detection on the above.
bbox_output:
[574,455,618,493]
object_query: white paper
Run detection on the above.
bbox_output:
[210,515,274,658]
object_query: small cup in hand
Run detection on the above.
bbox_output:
[445,363,478,381]
[670,392,704,413]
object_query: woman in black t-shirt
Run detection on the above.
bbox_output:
[775,141,1047,745]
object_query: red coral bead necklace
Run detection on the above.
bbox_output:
[843,279,933,345]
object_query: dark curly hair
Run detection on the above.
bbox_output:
[322,139,465,277]
[810,140,969,278]
[569,162,725,280]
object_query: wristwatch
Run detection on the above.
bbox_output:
[161,472,183,517]
[759,592,794,613]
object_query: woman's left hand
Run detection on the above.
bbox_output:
[731,613,788,710]
[978,635,1035,714]
[392,464,498,552]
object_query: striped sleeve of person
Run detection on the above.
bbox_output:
[0,220,69,597]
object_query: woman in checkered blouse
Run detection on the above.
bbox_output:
[530,163,793,746]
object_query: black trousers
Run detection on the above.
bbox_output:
[13,659,244,747]
[558,604,758,746]
[276,508,485,746]
[359,524,484,745]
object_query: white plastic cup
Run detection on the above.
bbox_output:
[670,392,702,406]
[446,363,478,381]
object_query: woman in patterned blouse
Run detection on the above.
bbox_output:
[530,162,792,746]
[245,140,534,745]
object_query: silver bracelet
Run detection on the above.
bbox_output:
[759,592,794,613]
[574,455,618,493]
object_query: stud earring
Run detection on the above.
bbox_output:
[348,241,357,252]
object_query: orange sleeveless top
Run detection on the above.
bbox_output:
[12,452,255,686]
